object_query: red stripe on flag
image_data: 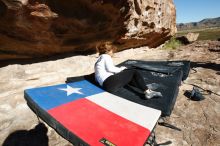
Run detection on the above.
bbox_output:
[48,98,150,146]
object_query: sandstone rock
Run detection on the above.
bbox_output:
[0,1,7,16]
[176,32,200,44]
[185,32,199,42]
[1,0,28,10]
[0,0,176,60]
[28,2,58,18]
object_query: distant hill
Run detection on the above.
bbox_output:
[177,17,220,31]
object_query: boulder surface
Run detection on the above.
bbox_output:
[0,0,176,60]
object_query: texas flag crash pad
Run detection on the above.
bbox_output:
[24,80,161,146]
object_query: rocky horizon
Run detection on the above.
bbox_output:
[177,17,220,31]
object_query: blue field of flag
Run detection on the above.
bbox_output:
[24,80,104,110]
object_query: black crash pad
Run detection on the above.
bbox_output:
[67,60,190,116]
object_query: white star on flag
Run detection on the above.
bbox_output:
[59,85,83,96]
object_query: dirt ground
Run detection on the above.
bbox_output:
[0,40,219,146]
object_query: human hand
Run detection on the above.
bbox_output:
[120,66,127,70]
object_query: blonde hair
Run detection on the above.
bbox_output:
[96,41,117,55]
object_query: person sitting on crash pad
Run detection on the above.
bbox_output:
[94,41,162,99]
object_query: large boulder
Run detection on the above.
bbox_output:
[0,0,176,60]
[176,32,200,44]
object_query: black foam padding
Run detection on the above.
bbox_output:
[67,60,190,116]
[112,69,183,116]
[119,60,190,81]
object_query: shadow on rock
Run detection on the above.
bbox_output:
[191,62,220,71]
[0,51,83,68]
[2,123,48,146]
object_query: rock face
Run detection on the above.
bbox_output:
[0,0,176,60]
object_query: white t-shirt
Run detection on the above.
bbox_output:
[94,54,124,86]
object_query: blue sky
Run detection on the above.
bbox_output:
[174,0,220,23]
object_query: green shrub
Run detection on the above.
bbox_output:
[162,37,182,50]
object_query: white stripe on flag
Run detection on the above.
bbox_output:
[86,92,161,131]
